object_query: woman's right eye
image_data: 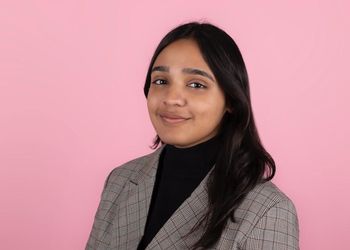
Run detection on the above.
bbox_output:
[152,79,167,85]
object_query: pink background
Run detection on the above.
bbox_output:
[1,1,349,249]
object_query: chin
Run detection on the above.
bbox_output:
[158,134,192,147]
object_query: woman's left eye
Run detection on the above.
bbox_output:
[188,82,206,89]
[152,79,167,85]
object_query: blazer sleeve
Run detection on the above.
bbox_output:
[86,167,129,250]
[239,199,299,250]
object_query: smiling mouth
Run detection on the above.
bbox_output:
[160,115,190,124]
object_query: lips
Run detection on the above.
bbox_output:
[159,112,190,124]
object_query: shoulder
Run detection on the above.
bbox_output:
[235,181,298,225]
[93,146,164,216]
[244,181,296,211]
[226,181,299,248]
[86,147,164,249]
[103,145,165,189]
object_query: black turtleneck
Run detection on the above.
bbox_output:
[137,134,222,250]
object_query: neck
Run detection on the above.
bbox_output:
[162,134,222,175]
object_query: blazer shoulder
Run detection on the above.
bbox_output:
[94,145,164,214]
[249,181,295,205]
[237,181,297,220]
[104,145,165,188]
[227,181,299,245]
[235,182,299,249]
[86,147,164,250]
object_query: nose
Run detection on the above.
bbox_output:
[163,84,186,106]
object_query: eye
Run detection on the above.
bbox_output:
[152,79,167,85]
[188,82,207,89]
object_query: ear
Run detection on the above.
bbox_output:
[226,107,233,114]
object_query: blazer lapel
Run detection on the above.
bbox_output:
[113,144,165,249]
[146,165,213,249]
[117,144,213,249]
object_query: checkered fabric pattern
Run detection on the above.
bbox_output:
[86,144,299,249]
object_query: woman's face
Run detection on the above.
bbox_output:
[147,38,230,148]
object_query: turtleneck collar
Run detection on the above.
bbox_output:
[137,133,223,249]
[161,133,223,177]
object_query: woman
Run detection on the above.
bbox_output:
[86,22,299,250]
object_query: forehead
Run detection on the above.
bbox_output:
[153,39,212,72]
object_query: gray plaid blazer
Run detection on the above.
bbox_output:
[86,144,299,249]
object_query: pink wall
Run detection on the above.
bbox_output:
[1,1,349,249]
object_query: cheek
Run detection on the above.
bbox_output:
[147,96,162,126]
[202,108,224,124]
[146,98,152,110]
[195,95,226,118]
[147,94,158,113]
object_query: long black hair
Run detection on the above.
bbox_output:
[143,21,276,249]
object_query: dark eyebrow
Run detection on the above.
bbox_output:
[151,65,215,82]
[151,65,169,73]
[182,67,215,82]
